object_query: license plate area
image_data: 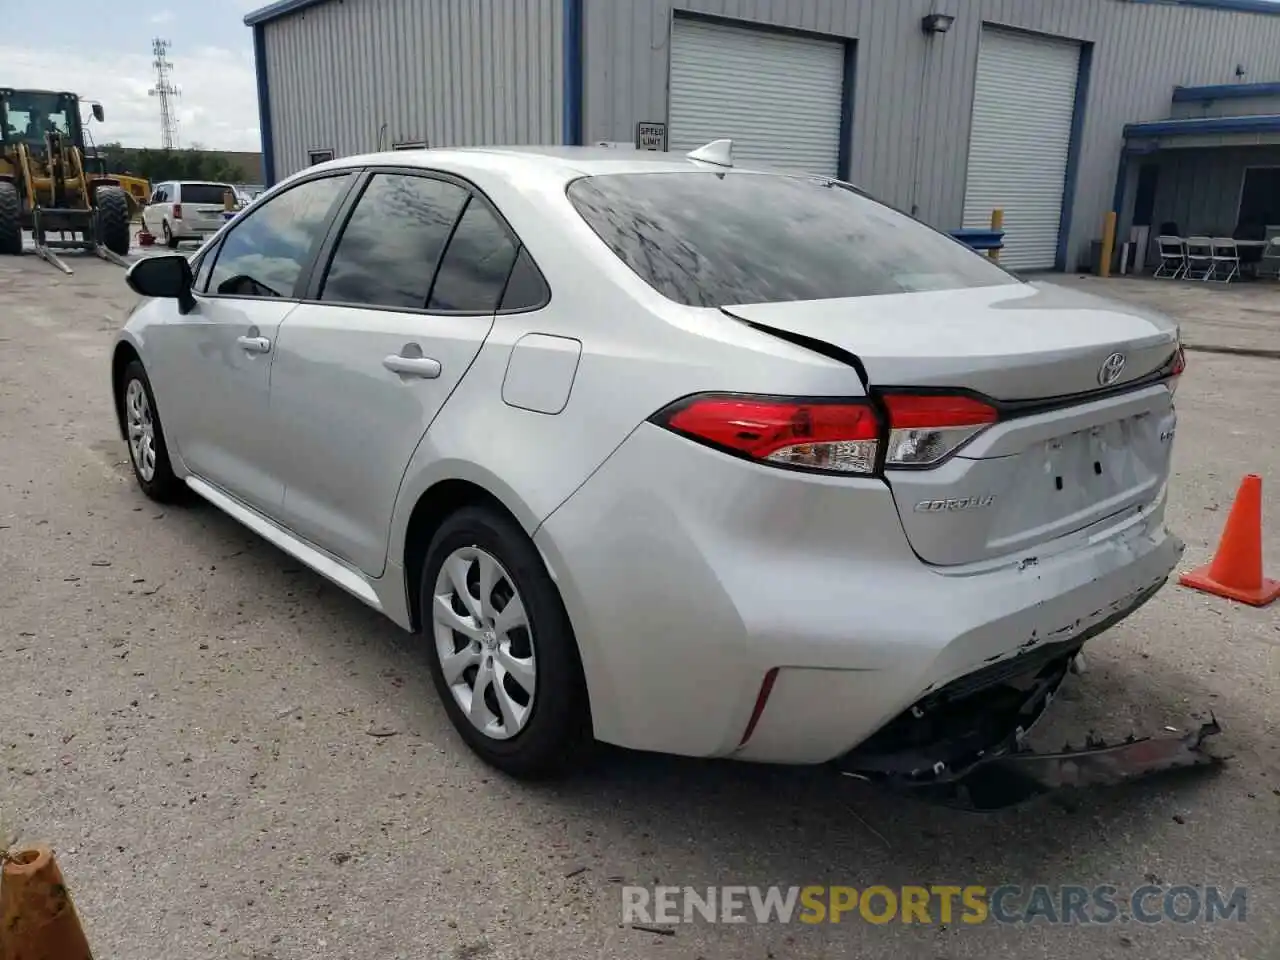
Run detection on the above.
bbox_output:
[985,408,1169,550]
[1043,412,1150,501]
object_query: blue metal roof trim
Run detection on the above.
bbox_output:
[1124,114,1280,137]
[252,23,276,187]
[244,0,328,26]
[1172,81,1280,102]
[244,0,1280,29]
[1127,0,1280,16]
[562,0,583,145]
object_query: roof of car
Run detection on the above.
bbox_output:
[315,144,780,183]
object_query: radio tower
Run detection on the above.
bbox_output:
[148,38,181,149]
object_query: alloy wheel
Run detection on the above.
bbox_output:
[125,378,157,482]
[432,546,537,740]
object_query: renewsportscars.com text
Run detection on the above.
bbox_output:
[622,884,1247,926]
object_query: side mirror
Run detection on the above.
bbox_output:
[92,103,105,123]
[126,254,195,314]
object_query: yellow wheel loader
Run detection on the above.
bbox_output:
[0,88,133,273]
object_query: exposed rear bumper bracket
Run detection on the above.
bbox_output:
[832,576,1224,809]
[845,719,1224,812]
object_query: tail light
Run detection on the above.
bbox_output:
[173,203,183,220]
[652,390,999,475]
[881,393,998,467]
[651,394,880,474]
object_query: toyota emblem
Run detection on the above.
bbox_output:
[1098,352,1127,386]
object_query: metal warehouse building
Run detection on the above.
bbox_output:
[244,0,1280,271]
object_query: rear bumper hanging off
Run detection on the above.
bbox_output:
[841,719,1223,812]
[834,587,1225,810]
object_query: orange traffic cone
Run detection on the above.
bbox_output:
[1179,473,1280,607]
[0,846,93,960]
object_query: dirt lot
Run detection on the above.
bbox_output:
[1,254,1277,960]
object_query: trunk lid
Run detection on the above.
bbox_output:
[722,282,1181,566]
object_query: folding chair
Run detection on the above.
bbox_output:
[1259,235,1280,280]
[1209,237,1240,283]
[1152,235,1186,279]
[1183,237,1215,280]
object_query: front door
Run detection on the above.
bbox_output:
[267,171,522,576]
[150,298,294,514]
[148,171,354,514]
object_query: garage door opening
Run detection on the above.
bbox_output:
[668,16,850,178]
[962,27,1085,271]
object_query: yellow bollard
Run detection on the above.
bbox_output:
[1100,210,1117,278]
[988,208,1003,262]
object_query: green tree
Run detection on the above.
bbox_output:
[96,141,244,184]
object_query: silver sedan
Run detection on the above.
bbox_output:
[112,143,1186,783]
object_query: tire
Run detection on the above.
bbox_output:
[118,360,184,502]
[0,181,22,256]
[95,187,131,256]
[163,220,178,249]
[420,505,593,779]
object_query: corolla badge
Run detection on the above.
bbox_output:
[914,495,996,513]
[1098,352,1127,386]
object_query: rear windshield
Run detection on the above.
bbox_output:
[566,172,1017,307]
[182,183,234,205]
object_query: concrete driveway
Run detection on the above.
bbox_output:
[1050,273,1280,359]
[1,254,1277,960]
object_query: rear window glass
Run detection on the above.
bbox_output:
[566,172,1017,307]
[182,183,234,205]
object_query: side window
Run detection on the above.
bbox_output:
[319,173,467,309]
[193,238,221,293]
[427,198,518,313]
[499,247,550,312]
[208,174,350,299]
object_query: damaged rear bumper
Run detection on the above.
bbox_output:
[834,581,1225,809]
[897,719,1223,811]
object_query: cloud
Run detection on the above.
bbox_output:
[0,43,259,150]
[149,10,174,24]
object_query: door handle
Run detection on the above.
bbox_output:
[382,355,442,379]
[237,335,271,354]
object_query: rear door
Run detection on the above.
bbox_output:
[267,169,524,576]
[142,184,169,236]
[724,284,1180,566]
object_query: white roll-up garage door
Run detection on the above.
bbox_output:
[668,17,844,177]
[962,28,1081,271]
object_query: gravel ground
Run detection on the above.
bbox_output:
[1,255,1277,960]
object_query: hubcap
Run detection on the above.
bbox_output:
[432,546,536,740]
[124,378,157,482]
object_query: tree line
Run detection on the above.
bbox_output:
[94,142,248,185]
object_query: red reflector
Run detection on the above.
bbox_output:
[883,393,998,429]
[173,203,183,220]
[739,667,779,747]
[656,394,880,473]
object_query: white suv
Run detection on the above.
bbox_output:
[142,181,237,248]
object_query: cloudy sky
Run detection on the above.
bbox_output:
[6,0,263,151]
